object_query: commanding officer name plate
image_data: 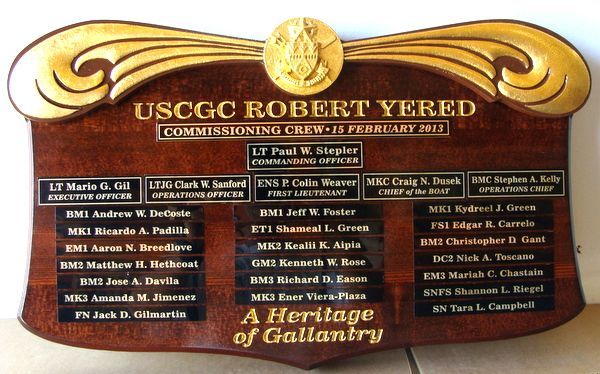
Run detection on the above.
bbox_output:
[8,18,591,368]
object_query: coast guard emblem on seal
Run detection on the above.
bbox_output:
[264,17,344,95]
[274,18,328,87]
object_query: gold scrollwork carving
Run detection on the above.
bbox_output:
[344,21,590,117]
[8,21,263,121]
[8,19,590,121]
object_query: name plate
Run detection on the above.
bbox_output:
[8,18,590,368]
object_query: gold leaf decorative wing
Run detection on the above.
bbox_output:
[8,21,263,122]
[343,21,590,117]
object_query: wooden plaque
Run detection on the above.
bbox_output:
[8,18,591,368]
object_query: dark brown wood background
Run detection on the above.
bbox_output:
[21,62,583,369]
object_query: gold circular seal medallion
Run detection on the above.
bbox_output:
[264,17,344,96]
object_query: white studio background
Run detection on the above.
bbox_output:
[1,0,599,318]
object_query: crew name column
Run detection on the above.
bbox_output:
[234,204,384,304]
